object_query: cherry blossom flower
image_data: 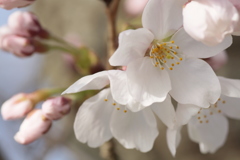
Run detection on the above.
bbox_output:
[68,89,175,152]
[63,71,176,152]
[109,0,232,108]
[167,77,240,155]
[183,0,239,46]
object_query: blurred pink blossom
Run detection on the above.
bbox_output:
[124,0,148,16]
[1,34,35,57]
[183,0,238,46]
[14,109,52,144]
[229,0,240,34]
[42,96,71,120]
[0,0,35,10]
[1,93,34,120]
[0,26,47,57]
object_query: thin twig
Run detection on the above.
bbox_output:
[106,0,120,70]
[100,140,119,160]
[100,1,120,160]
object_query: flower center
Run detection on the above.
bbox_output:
[149,40,183,70]
[195,98,226,124]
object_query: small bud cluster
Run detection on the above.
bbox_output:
[0,11,49,57]
[1,92,72,145]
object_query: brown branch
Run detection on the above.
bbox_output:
[100,140,119,160]
[100,1,120,160]
[105,0,120,70]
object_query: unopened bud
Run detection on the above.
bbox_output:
[0,25,49,56]
[1,35,35,57]
[14,109,52,145]
[0,0,35,10]
[8,11,49,38]
[42,97,71,120]
[1,93,34,120]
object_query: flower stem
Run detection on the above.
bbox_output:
[48,34,81,55]
[47,45,77,56]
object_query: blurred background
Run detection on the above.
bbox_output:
[1,0,240,159]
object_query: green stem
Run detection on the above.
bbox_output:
[29,88,66,104]
[46,88,66,96]
[49,34,80,54]
[48,45,77,56]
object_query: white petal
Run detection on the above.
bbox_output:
[142,0,186,39]
[127,99,147,112]
[183,0,238,46]
[108,70,131,105]
[108,70,148,112]
[127,57,171,106]
[176,103,200,125]
[217,95,240,120]
[110,107,158,152]
[218,76,240,98]
[172,28,232,59]
[187,114,228,154]
[74,89,113,147]
[166,127,181,157]
[169,58,221,108]
[151,95,176,129]
[62,71,109,94]
[109,28,154,66]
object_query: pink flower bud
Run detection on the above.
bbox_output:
[8,11,49,38]
[42,97,71,120]
[0,0,35,10]
[204,51,228,71]
[0,26,48,57]
[124,0,148,17]
[14,109,52,145]
[1,34,35,57]
[1,93,34,120]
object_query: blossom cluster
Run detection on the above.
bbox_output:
[1,0,240,158]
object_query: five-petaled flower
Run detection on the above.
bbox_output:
[109,0,232,108]
[63,72,176,152]
[167,77,240,156]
